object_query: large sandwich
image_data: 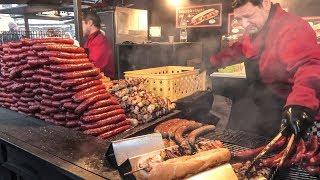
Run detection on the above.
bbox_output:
[135,148,231,180]
[190,8,219,25]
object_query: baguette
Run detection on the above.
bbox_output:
[137,148,231,180]
[191,8,219,25]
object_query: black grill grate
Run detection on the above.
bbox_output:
[205,129,319,180]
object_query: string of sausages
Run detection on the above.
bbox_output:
[233,135,320,176]
[0,38,133,139]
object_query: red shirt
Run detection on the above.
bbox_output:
[84,30,115,79]
[210,4,320,120]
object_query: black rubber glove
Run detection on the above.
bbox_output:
[281,105,316,138]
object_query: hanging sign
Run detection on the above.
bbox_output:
[176,4,222,28]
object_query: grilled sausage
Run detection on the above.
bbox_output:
[63,102,79,110]
[72,84,106,102]
[61,75,102,87]
[72,80,102,92]
[305,166,320,176]
[187,125,215,145]
[49,63,94,72]
[83,120,131,136]
[60,68,100,79]
[233,137,287,160]
[81,114,126,130]
[74,94,110,114]
[304,135,319,160]
[73,89,107,103]
[45,44,85,53]
[88,97,119,110]
[52,92,74,100]
[49,57,89,64]
[98,125,131,139]
[154,119,181,134]
[27,59,49,67]
[174,123,203,145]
[84,105,122,116]
[65,120,80,128]
[81,109,125,123]
[38,51,87,59]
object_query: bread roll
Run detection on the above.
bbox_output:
[137,148,231,180]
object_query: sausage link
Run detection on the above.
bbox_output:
[10,83,25,92]
[261,150,286,167]
[51,101,62,108]
[21,70,35,77]
[66,112,79,120]
[29,105,40,112]
[174,123,203,145]
[41,99,52,107]
[45,44,85,53]
[304,135,319,160]
[8,42,22,48]
[63,102,79,110]
[60,68,100,79]
[88,97,119,110]
[18,106,31,113]
[187,125,216,145]
[81,109,125,123]
[84,120,131,136]
[81,114,126,130]
[72,84,106,102]
[72,80,102,92]
[49,57,89,64]
[32,74,42,82]
[20,97,33,103]
[288,139,306,165]
[52,92,74,100]
[39,105,58,114]
[61,74,102,87]
[233,137,287,160]
[38,51,87,59]
[98,125,131,139]
[61,98,72,104]
[38,68,51,76]
[9,64,31,79]
[32,44,47,51]
[33,38,74,44]
[84,105,122,116]
[20,92,35,98]
[27,59,49,67]
[66,120,80,128]
[305,166,320,176]
[50,63,94,72]
[48,84,68,93]
[53,114,66,121]
[73,89,107,103]
[75,94,110,114]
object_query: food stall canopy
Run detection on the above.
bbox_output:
[0,1,99,43]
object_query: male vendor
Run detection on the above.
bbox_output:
[82,11,115,79]
[210,0,320,137]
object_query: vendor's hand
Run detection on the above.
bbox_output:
[281,105,315,138]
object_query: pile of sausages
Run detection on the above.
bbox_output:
[233,135,320,176]
[0,38,132,139]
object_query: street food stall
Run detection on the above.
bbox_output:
[0,0,319,180]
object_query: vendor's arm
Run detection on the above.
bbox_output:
[209,40,246,69]
[279,24,320,112]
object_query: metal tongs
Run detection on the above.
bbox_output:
[245,125,296,176]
